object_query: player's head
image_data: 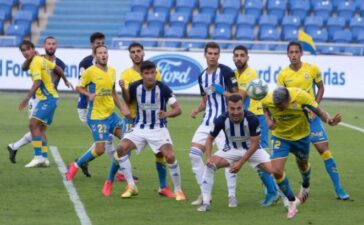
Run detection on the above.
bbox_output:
[94,45,108,66]
[90,32,105,54]
[273,87,290,111]
[128,42,145,65]
[140,60,157,88]
[19,40,35,60]
[227,94,244,123]
[43,36,57,56]
[204,42,220,67]
[233,45,249,70]
[287,41,303,66]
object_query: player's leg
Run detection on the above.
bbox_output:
[41,127,50,167]
[25,118,45,167]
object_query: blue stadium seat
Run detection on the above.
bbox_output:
[212,26,232,49]
[0,36,19,46]
[319,46,341,55]
[236,27,255,41]
[267,0,286,23]
[182,25,208,49]
[245,0,263,20]
[169,12,189,30]
[0,3,12,21]
[344,46,363,56]
[163,26,185,48]
[275,44,287,51]
[289,1,310,20]
[6,24,28,39]
[175,0,196,16]
[140,26,162,47]
[131,0,151,14]
[282,28,298,41]
[0,20,3,34]
[199,0,219,19]
[307,29,328,42]
[236,15,256,30]
[354,0,362,10]
[192,13,212,28]
[350,17,364,41]
[259,28,280,41]
[327,17,346,41]
[360,2,364,17]
[118,25,139,37]
[221,0,241,18]
[147,12,168,31]
[259,15,278,30]
[124,12,145,30]
[304,16,324,34]
[251,44,273,51]
[282,16,301,30]
[14,11,33,34]
[312,1,333,24]
[111,40,133,48]
[337,1,356,24]
[215,13,235,29]
[0,10,7,22]
[332,31,352,43]
[357,31,364,43]
[153,0,174,14]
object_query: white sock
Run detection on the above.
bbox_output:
[105,134,115,161]
[13,132,32,150]
[225,167,237,197]
[167,160,182,192]
[201,164,217,204]
[118,155,135,186]
[189,147,204,185]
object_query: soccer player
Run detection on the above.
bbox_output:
[197,95,275,212]
[17,40,73,168]
[66,45,130,181]
[261,87,342,219]
[277,41,349,200]
[233,45,278,207]
[114,61,186,201]
[8,36,66,166]
[102,42,173,198]
[189,42,240,207]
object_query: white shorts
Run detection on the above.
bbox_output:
[192,124,226,151]
[77,108,87,124]
[28,98,38,119]
[123,126,173,154]
[214,148,271,168]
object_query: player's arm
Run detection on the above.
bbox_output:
[315,81,324,104]
[112,87,131,119]
[264,107,276,130]
[205,135,215,164]
[230,135,260,173]
[19,80,41,112]
[76,71,95,101]
[53,65,74,90]
[191,96,206,118]
[309,106,341,126]
[159,101,181,119]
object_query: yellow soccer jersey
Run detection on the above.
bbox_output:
[120,67,162,117]
[29,55,58,100]
[261,87,318,141]
[235,67,263,115]
[277,62,322,99]
[78,65,116,120]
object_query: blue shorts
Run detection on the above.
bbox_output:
[310,116,329,143]
[87,112,122,142]
[121,117,134,138]
[32,98,58,125]
[258,115,269,148]
[271,136,310,162]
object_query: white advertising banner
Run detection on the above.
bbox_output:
[0,47,363,99]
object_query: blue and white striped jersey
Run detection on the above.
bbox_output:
[198,64,237,126]
[210,111,261,150]
[129,80,176,129]
[78,55,95,109]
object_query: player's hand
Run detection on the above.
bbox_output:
[267,120,276,130]
[88,93,97,101]
[327,113,342,126]
[18,98,29,112]
[229,161,244,173]
[191,108,199,119]
[121,106,131,119]
[206,156,213,166]
[158,110,169,119]
[65,81,74,91]
[119,80,126,89]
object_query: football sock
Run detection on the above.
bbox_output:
[155,156,167,189]
[299,163,311,188]
[201,164,217,204]
[13,131,32,150]
[32,136,42,156]
[321,150,342,190]
[189,147,204,185]
[118,155,135,186]
[257,169,277,194]
[41,140,48,158]
[76,148,99,167]
[107,159,120,182]
[167,160,182,192]
[276,173,295,201]
[105,137,115,161]
[225,167,237,197]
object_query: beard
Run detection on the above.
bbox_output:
[236,61,247,70]
[46,49,55,56]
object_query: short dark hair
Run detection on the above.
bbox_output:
[140,60,156,73]
[128,42,144,51]
[233,45,248,55]
[94,45,107,53]
[204,41,220,53]
[287,41,302,53]
[227,94,243,104]
[90,32,105,43]
[273,87,290,106]
[19,40,34,50]
[44,36,56,43]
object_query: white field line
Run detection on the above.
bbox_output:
[50,146,92,225]
[339,122,364,133]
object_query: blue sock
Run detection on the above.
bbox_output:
[156,157,167,188]
[41,140,48,158]
[32,137,42,156]
[300,164,311,188]
[322,150,341,190]
[257,169,276,194]
[276,174,295,201]
[76,149,97,166]
[107,159,120,182]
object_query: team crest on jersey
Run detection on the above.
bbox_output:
[304,73,309,80]
[256,127,261,133]
[231,77,237,84]
[292,103,298,109]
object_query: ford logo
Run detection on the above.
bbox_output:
[149,54,203,90]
